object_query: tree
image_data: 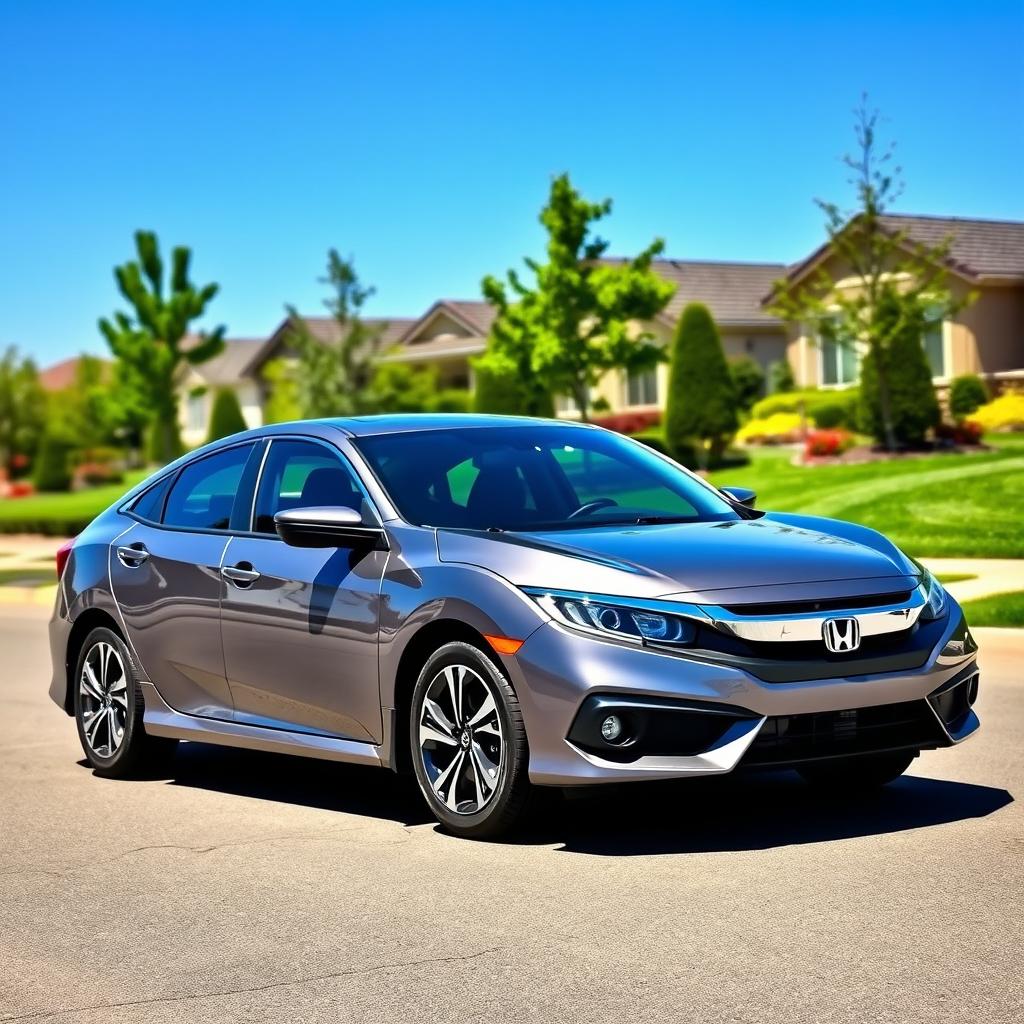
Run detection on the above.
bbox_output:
[261,359,302,424]
[0,347,46,477]
[285,250,387,417]
[33,432,73,492]
[99,231,225,462]
[769,358,796,394]
[729,356,765,412]
[206,388,248,443]
[664,303,738,467]
[477,173,675,421]
[472,362,555,418]
[368,360,438,413]
[857,293,939,446]
[768,98,962,450]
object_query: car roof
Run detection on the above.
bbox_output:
[292,413,589,438]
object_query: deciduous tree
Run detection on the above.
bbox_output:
[478,174,675,421]
[0,347,46,477]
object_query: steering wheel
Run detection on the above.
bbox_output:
[567,498,619,520]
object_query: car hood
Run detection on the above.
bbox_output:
[436,512,921,606]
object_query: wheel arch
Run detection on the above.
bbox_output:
[62,608,124,714]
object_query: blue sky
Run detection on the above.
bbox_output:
[3,0,1022,364]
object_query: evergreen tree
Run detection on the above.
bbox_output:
[0,347,46,476]
[206,388,248,443]
[857,294,939,447]
[729,356,765,412]
[33,432,73,492]
[665,303,738,467]
[949,375,988,421]
[99,231,225,462]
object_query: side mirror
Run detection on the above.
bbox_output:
[720,486,757,509]
[274,506,388,549]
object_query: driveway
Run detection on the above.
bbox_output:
[1,604,1021,1023]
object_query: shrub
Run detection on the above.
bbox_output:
[593,409,661,435]
[769,359,796,394]
[736,412,804,445]
[73,462,124,487]
[935,420,984,446]
[750,388,860,428]
[729,357,765,412]
[473,363,554,418]
[664,303,738,465]
[7,480,34,498]
[948,375,988,421]
[971,390,1024,432]
[858,298,940,447]
[206,388,248,443]
[804,429,855,458]
[427,389,472,413]
[33,434,73,492]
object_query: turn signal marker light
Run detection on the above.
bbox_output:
[484,634,524,656]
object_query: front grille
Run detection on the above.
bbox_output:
[742,699,945,767]
[721,590,914,617]
[682,614,947,683]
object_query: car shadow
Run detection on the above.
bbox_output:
[134,745,1012,853]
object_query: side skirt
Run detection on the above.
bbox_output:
[141,682,384,768]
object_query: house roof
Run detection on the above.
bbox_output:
[39,356,106,392]
[396,300,496,345]
[776,214,1024,294]
[184,338,266,386]
[646,259,787,327]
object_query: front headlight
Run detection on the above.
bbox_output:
[528,590,697,646]
[918,566,948,621]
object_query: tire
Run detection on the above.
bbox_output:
[797,749,917,792]
[73,626,178,777]
[409,640,531,839]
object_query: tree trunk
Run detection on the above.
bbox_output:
[572,381,589,423]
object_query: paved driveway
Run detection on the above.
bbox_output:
[1,606,1021,1023]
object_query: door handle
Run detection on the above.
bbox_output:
[221,563,261,587]
[116,544,149,568]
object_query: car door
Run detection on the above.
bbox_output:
[109,441,260,719]
[219,437,388,743]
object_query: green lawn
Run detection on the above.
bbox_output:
[706,435,1024,559]
[0,567,56,587]
[935,573,978,585]
[0,470,149,536]
[959,590,1024,628]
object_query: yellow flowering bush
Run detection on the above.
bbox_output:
[971,390,1024,433]
[736,412,804,445]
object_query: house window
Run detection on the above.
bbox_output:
[819,320,859,387]
[625,368,658,407]
[186,392,206,433]
[923,309,946,378]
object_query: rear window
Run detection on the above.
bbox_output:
[129,475,173,523]
[162,445,254,531]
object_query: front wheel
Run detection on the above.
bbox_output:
[797,749,917,792]
[410,641,531,839]
[73,626,178,777]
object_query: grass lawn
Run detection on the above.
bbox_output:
[0,567,56,587]
[935,573,978,585]
[706,435,1024,559]
[959,590,1024,628]
[0,470,149,537]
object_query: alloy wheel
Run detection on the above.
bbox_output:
[79,641,128,758]
[418,663,504,814]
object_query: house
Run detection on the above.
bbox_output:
[38,355,110,393]
[773,215,1024,392]
[163,213,1023,440]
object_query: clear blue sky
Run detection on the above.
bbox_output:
[3,0,1022,365]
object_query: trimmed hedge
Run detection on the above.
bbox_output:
[750,387,860,429]
[949,374,988,421]
[206,388,248,443]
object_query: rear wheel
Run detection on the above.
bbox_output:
[797,750,917,792]
[73,626,177,777]
[410,641,531,839]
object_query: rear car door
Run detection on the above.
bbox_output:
[219,437,388,743]
[109,442,261,719]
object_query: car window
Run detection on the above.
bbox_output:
[355,425,736,531]
[129,474,173,523]
[162,445,254,531]
[253,439,370,535]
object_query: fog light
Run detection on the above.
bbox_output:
[600,714,623,742]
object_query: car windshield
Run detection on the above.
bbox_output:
[353,425,741,531]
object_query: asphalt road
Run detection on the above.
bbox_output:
[2,605,1022,1023]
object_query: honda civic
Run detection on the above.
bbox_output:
[48,415,980,838]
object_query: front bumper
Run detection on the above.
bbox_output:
[509,601,980,786]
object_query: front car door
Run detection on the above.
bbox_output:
[219,437,388,743]
[109,441,261,718]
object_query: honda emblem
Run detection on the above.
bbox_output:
[823,617,861,653]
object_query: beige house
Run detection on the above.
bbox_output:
[774,215,1024,392]
[169,214,1024,440]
